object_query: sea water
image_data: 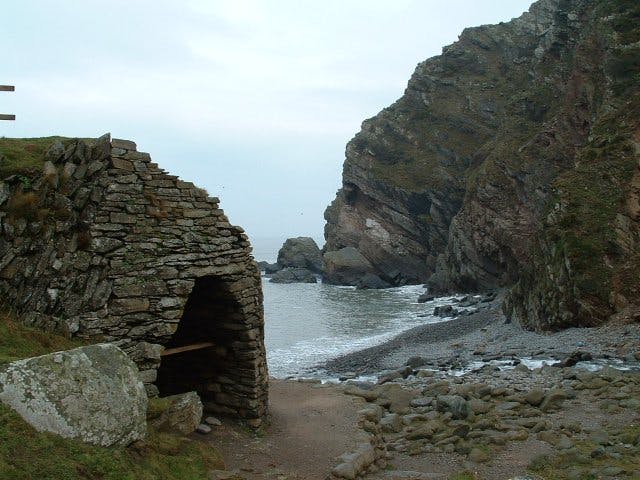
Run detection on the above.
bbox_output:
[263,277,459,378]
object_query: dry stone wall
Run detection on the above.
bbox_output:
[0,134,268,424]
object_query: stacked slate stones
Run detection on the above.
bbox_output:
[0,134,268,426]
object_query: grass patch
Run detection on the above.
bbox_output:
[0,137,66,178]
[528,427,640,479]
[0,403,224,480]
[0,310,85,365]
[4,190,41,222]
[0,310,227,479]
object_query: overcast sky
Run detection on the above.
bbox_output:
[2,0,532,249]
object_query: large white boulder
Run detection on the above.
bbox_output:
[0,343,147,446]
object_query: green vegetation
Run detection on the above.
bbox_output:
[0,311,226,479]
[528,426,640,480]
[0,403,225,480]
[0,310,84,364]
[0,137,66,178]
[447,472,480,480]
[544,93,639,319]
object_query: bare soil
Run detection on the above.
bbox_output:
[203,379,367,479]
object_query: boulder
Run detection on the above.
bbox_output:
[524,388,546,407]
[540,388,567,412]
[355,273,391,290]
[277,237,323,272]
[269,267,317,284]
[152,391,203,435]
[561,350,593,367]
[323,247,376,286]
[0,344,147,446]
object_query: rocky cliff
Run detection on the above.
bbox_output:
[324,0,640,330]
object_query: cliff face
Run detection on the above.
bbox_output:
[324,0,640,329]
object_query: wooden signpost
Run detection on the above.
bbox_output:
[1,85,15,121]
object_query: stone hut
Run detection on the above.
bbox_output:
[0,134,268,425]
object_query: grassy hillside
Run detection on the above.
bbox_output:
[0,311,225,480]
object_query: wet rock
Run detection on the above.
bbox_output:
[417,293,435,303]
[378,366,412,384]
[269,267,317,284]
[433,305,459,318]
[561,350,593,367]
[356,273,392,289]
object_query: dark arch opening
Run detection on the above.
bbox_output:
[155,276,239,402]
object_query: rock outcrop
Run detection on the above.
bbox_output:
[323,247,376,286]
[0,134,268,423]
[0,344,147,446]
[324,0,640,329]
[276,237,323,273]
[269,267,317,284]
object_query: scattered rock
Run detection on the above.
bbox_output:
[196,424,212,434]
[380,413,403,433]
[524,388,545,407]
[540,388,567,412]
[436,395,469,419]
[433,305,459,318]
[204,416,222,427]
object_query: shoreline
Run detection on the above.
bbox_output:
[321,295,640,378]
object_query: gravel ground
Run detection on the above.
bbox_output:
[323,293,640,377]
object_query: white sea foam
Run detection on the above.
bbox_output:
[263,280,457,378]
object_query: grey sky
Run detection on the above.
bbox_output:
[2,0,533,247]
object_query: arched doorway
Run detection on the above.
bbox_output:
[156,276,239,401]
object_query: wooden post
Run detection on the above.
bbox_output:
[1,85,15,120]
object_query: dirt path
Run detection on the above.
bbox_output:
[204,379,366,479]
